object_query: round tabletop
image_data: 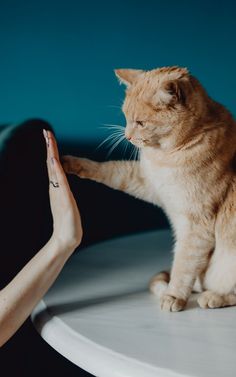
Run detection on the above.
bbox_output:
[31,230,236,377]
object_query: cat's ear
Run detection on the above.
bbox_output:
[115,69,143,86]
[158,80,187,105]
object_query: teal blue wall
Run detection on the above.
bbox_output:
[0,0,235,142]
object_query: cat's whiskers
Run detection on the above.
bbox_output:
[97,124,124,148]
[106,105,122,110]
[122,138,130,160]
[100,123,124,131]
[96,132,122,151]
[106,134,126,157]
[129,144,136,161]
[134,146,140,161]
[97,124,128,158]
[97,123,140,160]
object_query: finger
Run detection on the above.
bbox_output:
[47,131,71,188]
[43,130,72,193]
[47,131,60,161]
[46,131,62,190]
[43,129,52,180]
[43,130,58,187]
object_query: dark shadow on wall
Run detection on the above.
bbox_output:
[0,121,169,377]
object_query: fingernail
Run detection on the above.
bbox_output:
[45,130,49,147]
[43,130,49,147]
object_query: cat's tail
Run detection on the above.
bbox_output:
[149,271,170,298]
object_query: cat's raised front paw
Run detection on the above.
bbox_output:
[62,155,77,174]
[62,156,99,179]
[160,294,186,312]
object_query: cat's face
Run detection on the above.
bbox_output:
[115,66,205,150]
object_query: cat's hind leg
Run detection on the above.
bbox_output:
[198,181,236,309]
[196,244,236,308]
[198,290,236,309]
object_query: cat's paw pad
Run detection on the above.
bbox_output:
[197,291,224,309]
[62,155,78,174]
[160,294,186,312]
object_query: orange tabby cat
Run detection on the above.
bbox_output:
[63,66,236,311]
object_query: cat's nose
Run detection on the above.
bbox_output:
[125,130,132,140]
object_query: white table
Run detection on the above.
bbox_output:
[31,230,236,377]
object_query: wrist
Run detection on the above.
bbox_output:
[49,235,78,257]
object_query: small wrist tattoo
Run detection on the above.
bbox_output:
[50,180,59,188]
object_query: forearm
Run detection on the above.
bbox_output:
[0,238,75,347]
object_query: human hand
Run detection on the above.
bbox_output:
[43,130,83,252]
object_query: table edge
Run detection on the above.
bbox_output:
[31,300,185,377]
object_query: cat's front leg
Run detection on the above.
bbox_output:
[62,156,153,202]
[62,156,136,185]
[160,232,214,312]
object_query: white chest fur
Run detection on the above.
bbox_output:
[142,155,182,202]
[140,152,192,231]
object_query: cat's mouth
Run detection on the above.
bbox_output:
[128,137,148,147]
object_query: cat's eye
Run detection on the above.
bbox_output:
[136,121,145,127]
